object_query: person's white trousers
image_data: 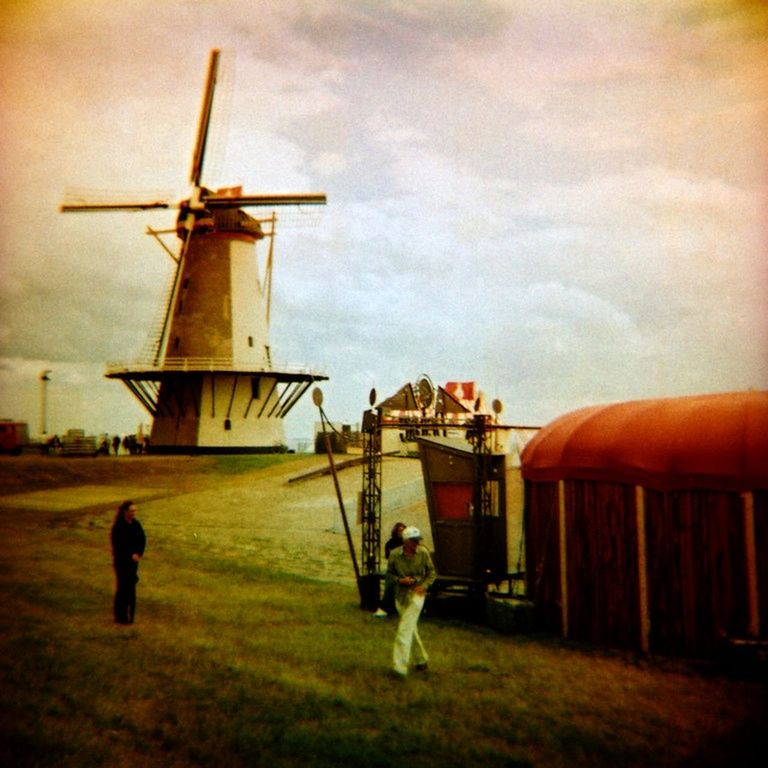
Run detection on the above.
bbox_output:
[393,592,427,675]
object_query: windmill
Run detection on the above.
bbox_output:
[61,49,328,453]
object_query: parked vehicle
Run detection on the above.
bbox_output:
[0,420,29,455]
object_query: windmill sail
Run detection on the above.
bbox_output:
[190,49,220,187]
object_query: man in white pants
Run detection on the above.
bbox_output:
[386,526,436,677]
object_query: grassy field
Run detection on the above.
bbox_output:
[1,456,766,767]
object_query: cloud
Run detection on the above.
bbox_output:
[0,357,147,437]
[311,151,348,177]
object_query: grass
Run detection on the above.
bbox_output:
[1,471,767,767]
[203,454,305,476]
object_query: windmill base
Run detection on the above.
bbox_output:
[108,369,326,455]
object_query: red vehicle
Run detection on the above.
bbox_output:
[0,420,29,455]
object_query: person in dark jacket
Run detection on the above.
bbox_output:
[384,522,407,560]
[111,500,146,624]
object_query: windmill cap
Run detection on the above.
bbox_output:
[403,526,422,540]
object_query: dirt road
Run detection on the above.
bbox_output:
[0,454,430,585]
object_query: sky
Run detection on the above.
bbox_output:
[1,0,766,444]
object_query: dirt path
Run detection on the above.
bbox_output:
[136,457,430,586]
[0,454,430,585]
[0,452,524,586]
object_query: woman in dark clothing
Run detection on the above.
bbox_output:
[111,500,146,624]
[385,522,407,559]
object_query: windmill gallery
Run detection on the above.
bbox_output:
[61,50,327,454]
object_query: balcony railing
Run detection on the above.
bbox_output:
[105,357,326,377]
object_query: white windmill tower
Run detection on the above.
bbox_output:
[61,50,328,453]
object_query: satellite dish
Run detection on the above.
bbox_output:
[492,399,503,415]
[369,388,377,407]
[312,387,323,407]
[416,375,434,409]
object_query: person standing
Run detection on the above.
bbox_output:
[111,500,146,625]
[384,522,407,560]
[386,526,436,677]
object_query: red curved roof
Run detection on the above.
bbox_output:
[521,391,768,491]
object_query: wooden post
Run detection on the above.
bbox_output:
[635,485,650,654]
[558,480,568,639]
[324,433,362,598]
[743,491,760,638]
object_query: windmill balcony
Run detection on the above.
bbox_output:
[106,357,325,377]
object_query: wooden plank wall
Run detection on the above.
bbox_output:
[752,490,768,637]
[525,481,766,659]
[645,489,747,658]
[565,480,640,649]
[524,480,561,634]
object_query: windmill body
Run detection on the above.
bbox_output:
[63,51,328,453]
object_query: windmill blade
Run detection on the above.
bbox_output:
[152,211,196,365]
[189,49,220,187]
[60,201,171,212]
[202,193,327,208]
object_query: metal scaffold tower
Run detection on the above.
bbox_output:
[360,398,383,609]
[361,408,382,575]
[469,413,493,520]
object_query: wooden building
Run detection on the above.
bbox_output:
[520,391,768,659]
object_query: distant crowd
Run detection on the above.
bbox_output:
[101,434,150,456]
[42,433,150,456]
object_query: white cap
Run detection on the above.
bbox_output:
[402,526,422,540]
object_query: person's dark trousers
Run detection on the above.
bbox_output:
[114,563,138,624]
